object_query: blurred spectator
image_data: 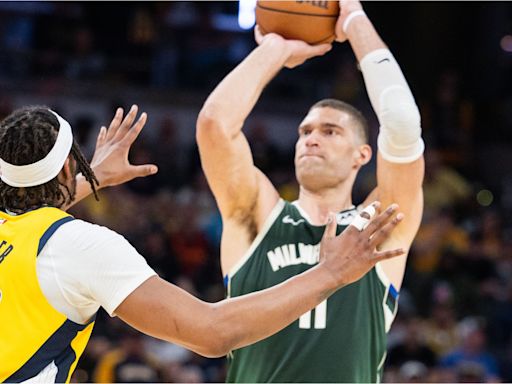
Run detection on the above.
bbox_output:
[498,339,512,382]
[65,26,105,80]
[421,302,460,358]
[440,317,500,382]
[486,282,512,354]
[424,69,475,162]
[152,116,185,190]
[387,317,437,369]
[423,149,472,214]
[72,336,112,382]
[471,209,504,261]
[93,325,163,383]
[0,14,34,77]
[71,114,96,157]
[411,208,469,275]
[397,361,429,383]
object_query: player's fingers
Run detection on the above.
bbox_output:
[373,247,405,262]
[363,203,397,236]
[130,164,158,178]
[106,107,123,141]
[115,104,138,140]
[349,201,380,232]
[322,212,337,239]
[307,43,332,57]
[121,112,147,146]
[254,25,264,44]
[369,213,404,248]
[96,126,107,147]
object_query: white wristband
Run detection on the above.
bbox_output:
[342,10,367,33]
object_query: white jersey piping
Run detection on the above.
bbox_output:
[291,200,356,226]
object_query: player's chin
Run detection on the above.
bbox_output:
[296,166,328,186]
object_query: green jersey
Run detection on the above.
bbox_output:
[225,200,399,383]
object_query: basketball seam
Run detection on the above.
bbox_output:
[309,35,334,45]
[256,4,338,18]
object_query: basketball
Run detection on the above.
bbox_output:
[255,1,340,45]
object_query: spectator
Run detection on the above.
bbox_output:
[440,318,500,382]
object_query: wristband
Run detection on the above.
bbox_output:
[342,10,367,33]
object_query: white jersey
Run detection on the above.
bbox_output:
[36,219,156,324]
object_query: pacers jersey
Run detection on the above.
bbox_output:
[226,200,399,383]
[0,207,95,383]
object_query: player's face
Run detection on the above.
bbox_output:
[294,107,369,191]
[60,156,78,204]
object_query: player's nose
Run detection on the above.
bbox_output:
[304,131,321,147]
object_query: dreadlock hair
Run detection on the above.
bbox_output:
[0,106,99,212]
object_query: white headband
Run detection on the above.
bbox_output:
[0,110,73,187]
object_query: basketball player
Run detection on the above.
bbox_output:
[0,105,404,383]
[196,1,425,382]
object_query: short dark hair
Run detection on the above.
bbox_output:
[0,106,99,212]
[310,99,369,144]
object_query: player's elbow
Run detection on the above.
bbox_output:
[196,103,227,139]
[379,86,422,145]
[184,305,235,358]
[192,328,232,358]
[380,99,421,131]
[199,343,230,358]
[193,341,230,358]
[200,303,244,357]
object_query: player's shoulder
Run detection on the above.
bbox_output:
[51,218,129,250]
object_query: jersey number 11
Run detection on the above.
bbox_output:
[299,299,327,329]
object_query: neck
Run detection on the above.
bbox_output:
[4,203,51,215]
[297,182,354,226]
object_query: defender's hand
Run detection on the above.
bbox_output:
[335,0,364,43]
[318,202,405,287]
[254,25,332,69]
[91,105,158,189]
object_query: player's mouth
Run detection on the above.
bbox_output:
[300,153,324,159]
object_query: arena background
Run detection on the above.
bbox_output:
[1,1,511,382]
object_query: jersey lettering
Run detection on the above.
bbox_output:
[0,240,13,264]
[267,243,320,271]
[296,0,329,10]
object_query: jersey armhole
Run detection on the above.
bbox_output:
[375,262,399,333]
[225,199,286,292]
[37,216,74,256]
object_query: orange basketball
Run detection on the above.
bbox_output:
[256,1,340,45]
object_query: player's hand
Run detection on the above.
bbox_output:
[335,0,364,43]
[90,105,158,189]
[318,201,405,287]
[254,25,332,69]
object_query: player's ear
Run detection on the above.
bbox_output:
[354,144,372,168]
[60,156,74,182]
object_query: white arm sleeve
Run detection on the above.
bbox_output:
[37,219,157,324]
[360,48,425,163]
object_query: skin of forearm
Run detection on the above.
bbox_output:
[210,265,338,354]
[199,37,289,137]
[64,171,103,210]
[346,17,386,62]
[62,174,94,210]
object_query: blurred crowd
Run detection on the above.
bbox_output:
[1,2,512,383]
